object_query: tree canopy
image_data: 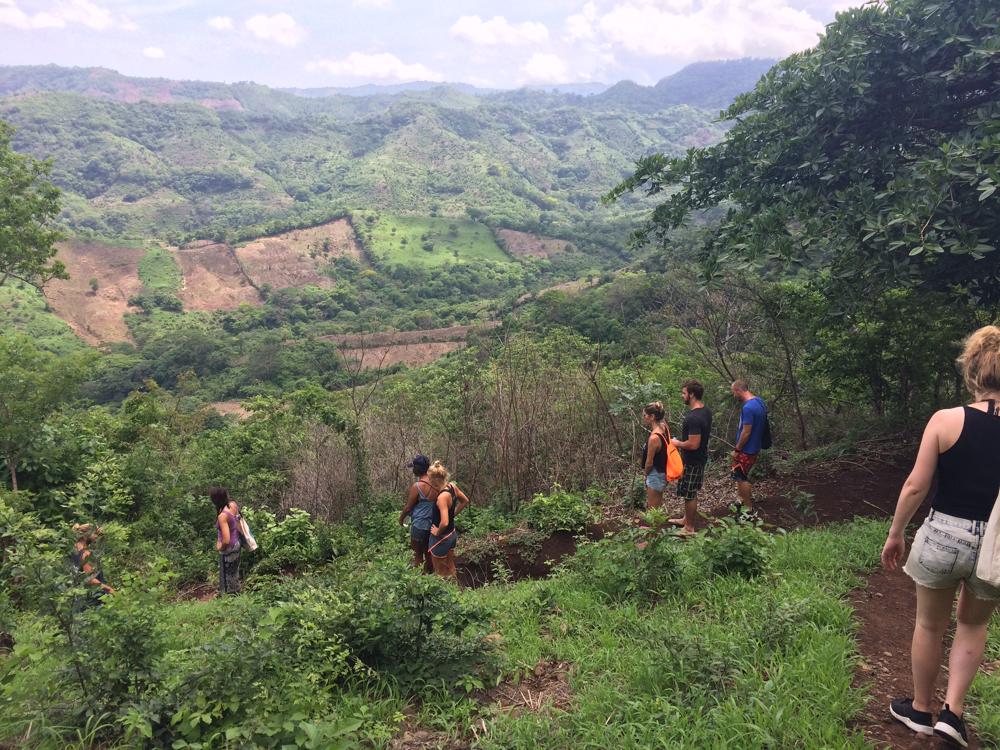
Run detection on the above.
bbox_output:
[610,0,999,303]
[0,120,65,289]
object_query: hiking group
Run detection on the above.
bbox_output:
[60,326,1000,747]
[641,378,770,534]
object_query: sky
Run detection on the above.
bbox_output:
[0,0,857,89]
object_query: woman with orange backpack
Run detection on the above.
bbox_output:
[641,401,684,512]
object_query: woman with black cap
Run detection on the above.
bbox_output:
[399,454,435,572]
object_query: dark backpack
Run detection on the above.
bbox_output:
[756,398,773,450]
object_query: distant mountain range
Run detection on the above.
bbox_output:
[282,81,612,98]
[0,59,773,244]
[0,58,774,114]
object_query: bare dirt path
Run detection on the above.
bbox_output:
[750,454,988,750]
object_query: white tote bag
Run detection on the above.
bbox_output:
[238,515,259,552]
[975,489,1000,587]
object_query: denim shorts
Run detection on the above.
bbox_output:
[645,469,667,493]
[428,530,457,558]
[903,510,1000,601]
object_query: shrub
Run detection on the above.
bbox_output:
[697,515,773,578]
[519,486,597,534]
[556,529,680,601]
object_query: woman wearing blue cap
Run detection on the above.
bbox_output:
[399,454,435,572]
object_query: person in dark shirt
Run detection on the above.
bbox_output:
[731,379,767,513]
[670,380,712,534]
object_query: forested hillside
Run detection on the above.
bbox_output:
[0,62,737,245]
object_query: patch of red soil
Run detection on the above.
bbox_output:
[389,719,468,750]
[752,459,911,530]
[175,582,217,602]
[210,400,251,420]
[321,322,499,348]
[235,219,360,290]
[44,240,145,345]
[174,242,260,312]
[457,529,590,588]
[495,229,573,259]
[339,341,465,370]
[476,659,573,715]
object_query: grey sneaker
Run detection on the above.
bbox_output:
[889,697,933,735]
[934,704,968,747]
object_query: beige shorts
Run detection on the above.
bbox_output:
[903,510,1000,601]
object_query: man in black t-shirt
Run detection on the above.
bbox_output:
[669,379,713,534]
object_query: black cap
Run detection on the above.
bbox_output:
[406,454,430,473]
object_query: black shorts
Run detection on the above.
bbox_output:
[410,527,430,550]
[676,462,706,500]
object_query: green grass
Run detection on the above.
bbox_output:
[357,213,511,267]
[10,512,999,750]
[137,246,182,293]
[969,618,1000,746]
[0,283,86,355]
[455,520,888,749]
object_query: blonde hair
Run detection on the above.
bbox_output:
[427,460,450,486]
[643,401,665,421]
[72,523,100,541]
[957,325,1000,397]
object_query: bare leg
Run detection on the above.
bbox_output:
[682,499,698,533]
[410,538,428,570]
[646,486,663,510]
[446,550,459,584]
[431,554,449,578]
[736,480,753,511]
[911,583,958,712]
[944,584,999,715]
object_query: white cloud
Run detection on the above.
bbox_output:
[565,2,598,41]
[307,52,443,82]
[590,0,823,60]
[521,52,571,83]
[353,0,391,7]
[245,12,305,47]
[450,15,549,46]
[142,46,164,58]
[0,0,133,31]
[206,15,233,31]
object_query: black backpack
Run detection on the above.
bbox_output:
[756,398,773,450]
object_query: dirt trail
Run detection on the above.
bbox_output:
[749,457,987,750]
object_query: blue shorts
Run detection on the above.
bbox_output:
[428,530,457,558]
[645,470,667,493]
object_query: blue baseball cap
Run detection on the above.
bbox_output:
[406,454,430,473]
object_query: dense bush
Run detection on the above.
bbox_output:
[697,515,774,578]
[519,487,598,534]
[556,529,681,601]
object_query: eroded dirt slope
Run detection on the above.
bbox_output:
[44,240,145,345]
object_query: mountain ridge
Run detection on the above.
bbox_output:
[0,59,774,113]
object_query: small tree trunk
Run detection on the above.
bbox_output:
[6,456,15,492]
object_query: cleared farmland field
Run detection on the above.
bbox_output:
[358,213,511,267]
